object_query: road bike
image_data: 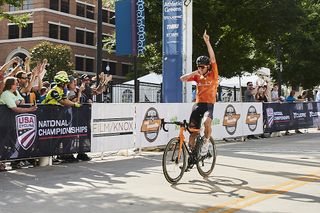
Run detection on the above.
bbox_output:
[161,119,217,184]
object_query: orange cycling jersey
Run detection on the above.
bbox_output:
[187,62,219,104]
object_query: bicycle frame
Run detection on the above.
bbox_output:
[161,119,200,164]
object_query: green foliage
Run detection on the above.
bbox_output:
[0,0,30,26]
[143,0,320,88]
[30,42,74,81]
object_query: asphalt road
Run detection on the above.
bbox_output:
[1,132,319,213]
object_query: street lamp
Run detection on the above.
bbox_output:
[106,65,110,74]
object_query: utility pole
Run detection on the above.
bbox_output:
[96,0,103,102]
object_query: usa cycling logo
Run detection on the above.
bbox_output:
[16,114,37,150]
[266,108,274,128]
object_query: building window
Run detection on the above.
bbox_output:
[122,89,133,103]
[50,0,59,11]
[102,10,115,25]
[60,0,69,13]
[9,0,33,11]
[75,57,84,71]
[76,2,95,20]
[75,56,94,72]
[60,26,69,41]
[50,0,69,13]
[86,32,94,45]
[8,25,19,39]
[86,59,94,72]
[8,23,33,39]
[122,64,131,75]
[76,29,94,46]
[21,23,33,38]
[109,11,115,25]
[76,29,85,44]
[49,24,69,41]
[49,24,59,39]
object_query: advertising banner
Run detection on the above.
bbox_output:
[241,103,263,136]
[91,103,135,152]
[263,102,320,132]
[0,105,91,161]
[136,103,193,148]
[115,0,145,56]
[211,103,244,139]
[162,0,184,102]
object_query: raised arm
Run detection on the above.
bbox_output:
[203,30,216,64]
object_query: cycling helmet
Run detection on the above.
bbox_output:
[54,72,70,84]
[196,56,210,66]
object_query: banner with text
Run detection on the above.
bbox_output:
[0,105,91,161]
[91,103,135,152]
[263,102,320,132]
[162,0,184,102]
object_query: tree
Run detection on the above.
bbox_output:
[0,0,30,26]
[30,42,74,81]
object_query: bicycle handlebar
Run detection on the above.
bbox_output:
[161,119,191,133]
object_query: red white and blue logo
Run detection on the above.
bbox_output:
[15,114,37,150]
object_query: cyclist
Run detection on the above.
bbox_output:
[42,71,80,107]
[180,30,218,156]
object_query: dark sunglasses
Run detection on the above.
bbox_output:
[248,84,253,86]
[197,65,206,69]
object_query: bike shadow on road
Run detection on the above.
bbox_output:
[171,176,248,199]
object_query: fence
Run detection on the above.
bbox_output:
[1,102,319,161]
[110,81,162,103]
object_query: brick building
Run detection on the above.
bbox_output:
[0,0,132,83]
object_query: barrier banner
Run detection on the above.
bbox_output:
[136,103,193,148]
[0,105,91,161]
[263,102,320,132]
[91,103,135,152]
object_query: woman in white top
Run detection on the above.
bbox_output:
[0,77,37,113]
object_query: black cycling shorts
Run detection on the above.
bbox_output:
[189,103,214,129]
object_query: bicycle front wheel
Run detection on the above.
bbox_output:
[196,137,217,177]
[162,138,187,184]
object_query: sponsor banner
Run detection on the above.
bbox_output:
[263,102,320,132]
[136,103,193,148]
[163,0,183,55]
[115,0,145,56]
[162,0,184,103]
[91,103,135,152]
[241,103,263,136]
[211,103,244,139]
[0,105,91,161]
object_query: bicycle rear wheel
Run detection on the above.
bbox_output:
[162,138,187,184]
[196,137,217,177]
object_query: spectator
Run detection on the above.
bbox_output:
[286,90,296,103]
[244,81,256,102]
[66,76,91,162]
[80,74,93,103]
[297,90,308,102]
[285,90,303,134]
[0,77,37,113]
[315,89,320,102]
[271,84,280,102]
[255,86,268,102]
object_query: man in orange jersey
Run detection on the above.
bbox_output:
[180,30,218,156]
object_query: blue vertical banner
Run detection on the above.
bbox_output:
[116,0,145,56]
[162,0,184,103]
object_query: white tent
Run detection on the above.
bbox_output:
[220,68,271,88]
[124,72,162,85]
